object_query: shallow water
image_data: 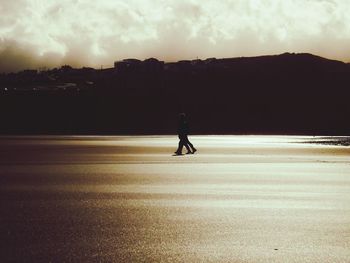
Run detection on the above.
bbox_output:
[0,136,349,262]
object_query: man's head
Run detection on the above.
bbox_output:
[179,113,186,120]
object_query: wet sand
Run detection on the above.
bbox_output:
[0,136,350,262]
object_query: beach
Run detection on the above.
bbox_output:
[1,136,349,262]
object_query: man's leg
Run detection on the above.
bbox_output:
[185,135,197,153]
[175,135,185,154]
[184,142,192,153]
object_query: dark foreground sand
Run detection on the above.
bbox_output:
[0,136,349,262]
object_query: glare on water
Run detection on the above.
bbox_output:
[0,136,349,262]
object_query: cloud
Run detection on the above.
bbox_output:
[0,0,350,72]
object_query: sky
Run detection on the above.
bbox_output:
[0,0,350,72]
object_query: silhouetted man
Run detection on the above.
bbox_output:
[174,113,197,155]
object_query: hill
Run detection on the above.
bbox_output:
[0,53,349,135]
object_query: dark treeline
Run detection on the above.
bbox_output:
[0,53,349,135]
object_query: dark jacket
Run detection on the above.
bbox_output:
[178,120,189,136]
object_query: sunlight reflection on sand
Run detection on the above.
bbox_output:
[1,136,349,262]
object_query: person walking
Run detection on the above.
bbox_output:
[174,113,197,155]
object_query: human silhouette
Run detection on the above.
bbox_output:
[174,113,197,155]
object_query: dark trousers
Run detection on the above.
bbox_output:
[177,134,195,153]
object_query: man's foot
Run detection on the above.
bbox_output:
[186,151,192,154]
[174,151,182,155]
[192,148,197,153]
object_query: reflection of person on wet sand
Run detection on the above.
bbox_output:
[174,113,197,155]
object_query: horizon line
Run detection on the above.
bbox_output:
[1,52,349,74]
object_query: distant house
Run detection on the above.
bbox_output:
[204,58,217,64]
[191,59,203,66]
[178,60,191,65]
[142,58,164,73]
[164,60,192,73]
[114,59,142,73]
[114,58,165,74]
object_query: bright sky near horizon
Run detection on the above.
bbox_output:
[0,0,350,72]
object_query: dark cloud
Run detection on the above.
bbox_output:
[0,0,349,72]
[0,40,62,72]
